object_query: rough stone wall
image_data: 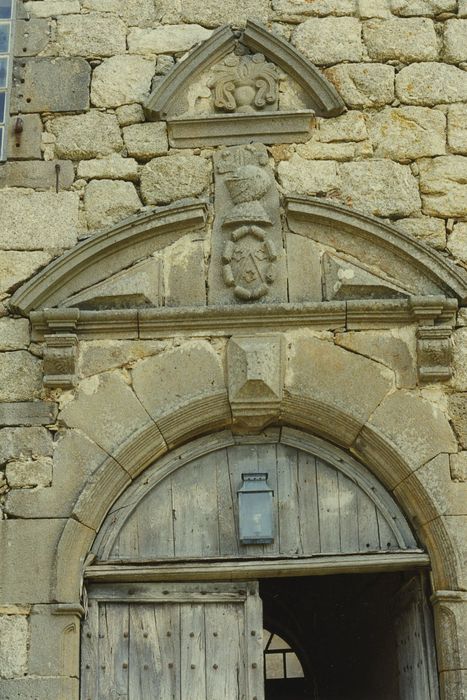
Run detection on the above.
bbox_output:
[0,0,467,697]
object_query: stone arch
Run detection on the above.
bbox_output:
[53,392,460,603]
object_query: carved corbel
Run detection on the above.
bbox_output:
[416,326,453,383]
[227,333,284,431]
[42,309,79,389]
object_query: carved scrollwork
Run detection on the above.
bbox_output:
[208,53,282,114]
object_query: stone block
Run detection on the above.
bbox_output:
[363,18,438,61]
[318,111,368,142]
[180,0,269,26]
[0,318,30,351]
[450,452,467,482]
[60,371,152,454]
[447,222,467,265]
[0,615,28,679]
[0,352,42,402]
[49,111,123,160]
[335,328,417,388]
[132,341,225,419]
[14,18,50,57]
[460,0,467,16]
[444,19,467,63]
[0,160,75,190]
[339,160,421,217]
[390,0,456,14]
[56,12,126,58]
[122,122,169,160]
[82,0,157,26]
[77,155,139,182]
[10,58,90,114]
[358,0,391,18]
[91,55,156,108]
[295,139,367,161]
[419,156,467,217]
[396,63,467,105]
[28,605,80,677]
[78,340,167,377]
[292,17,363,65]
[140,155,211,205]
[325,63,395,108]
[0,402,57,428]
[0,427,53,466]
[0,519,66,603]
[0,190,80,250]
[277,155,339,196]
[23,0,81,15]
[448,104,467,154]
[272,0,356,17]
[3,430,113,519]
[116,103,145,127]
[286,232,322,302]
[84,179,142,230]
[127,25,212,55]
[164,238,206,307]
[0,677,78,699]
[368,106,446,161]
[448,393,467,449]
[366,390,457,472]
[6,456,53,488]
[395,216,446,250]
[6,115,42,161]
[452,327,467,391]
[0,251,54,295]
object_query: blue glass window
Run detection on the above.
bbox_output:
[0,1,13,161]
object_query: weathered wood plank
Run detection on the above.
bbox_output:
[216,448,238,556]
[180,604,206,699]
[80,598,99,700]
[0,401,57,426]
[276,443,301,556]
[297,450,320,554]
[227,444,263,557]
[337,472,359,552]
[316,458,341,553]
[245,581,265,700]
[205,602,244,699]
[377,510,399,550]
[261,442,280,556]
[357,489,380,551]
[129,605,161,700]
[98,602,129,700]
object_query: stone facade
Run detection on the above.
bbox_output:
[0,1,466,699]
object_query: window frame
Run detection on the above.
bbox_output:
[0,0,16,162]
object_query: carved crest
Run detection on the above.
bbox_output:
[222,225,277,301]
[208,52,282,113]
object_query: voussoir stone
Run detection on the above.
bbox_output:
[122,123,169,160]
[396,63,467,105]
[452,327,467,391]
[77,155,139,182]
[443,19,467,63]
[419,156,467,217]
[91,55,156,109]
[84,179,142,231]
[0,615,28,678]
[292,17,363,65]
[0,190,80,250]
[339,160,421,217]
[325,64,395,108]
[127,25,212,55]
[363,18,438,62]
[449,393,467,449]
[368,106,446,161]
[180,0,269,26]
[140,155,211,205]
[49,111,123,159]
[0,352,42,402]
[448,104,467,154]
[278,155,339,196]
[390,0,456,14]
[56,13,126,58]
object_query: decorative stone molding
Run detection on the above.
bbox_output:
[145,21,344,148]
[416,326,453,383]
[227,334,285,431]
[43,333,78,389]
[322,252,409,301]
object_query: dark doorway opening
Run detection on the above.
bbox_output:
[260,571,437,700]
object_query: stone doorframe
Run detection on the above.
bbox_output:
[51,374,465,698]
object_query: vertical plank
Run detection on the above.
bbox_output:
[80,599,99,700]
[337,472,359,553]
[316,458,341,553]
[357,489,380,551]
[180,604,206,700]
[258,442,280,556]
[205,603,244,699]
[129,605,161,700]
[227,444,264,557]
[216,448,239,556]
[276,443,302,556]
[98,602,129,700]
[172,456,220,558]
[377,510,399,550]
[245,583,265,700]
[296,451,320,555]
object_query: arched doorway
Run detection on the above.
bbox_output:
[81,430,440,699]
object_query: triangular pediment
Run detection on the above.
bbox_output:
[144,20,345,148]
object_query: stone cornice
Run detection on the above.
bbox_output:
[10,199,208,315]
[29,297,457,341]
[286,197,467,303]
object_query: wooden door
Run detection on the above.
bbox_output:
[394,576,440,700]
[81,581,264,700]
